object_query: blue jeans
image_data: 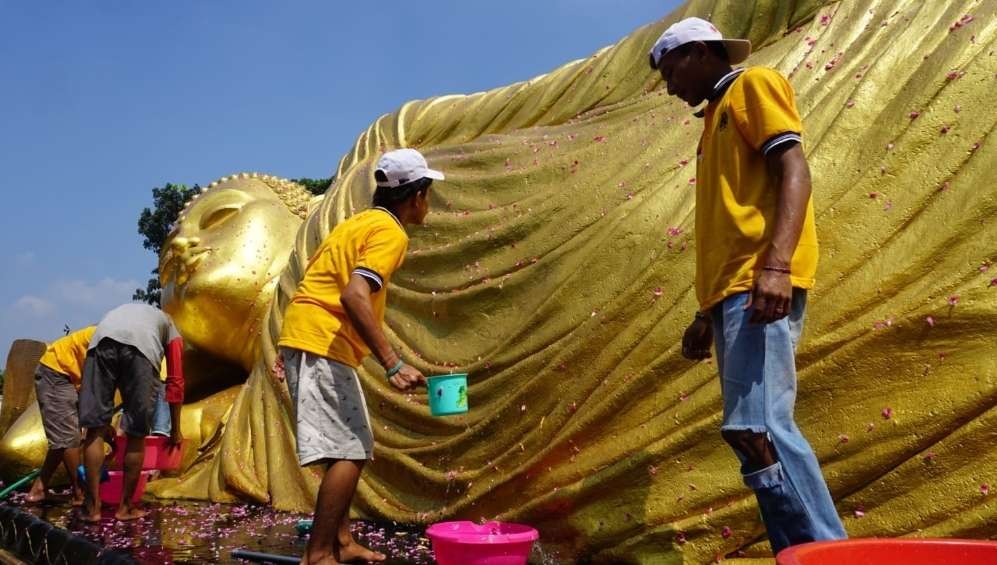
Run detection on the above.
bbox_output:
[711,290,846,554]
[150,382,171,436]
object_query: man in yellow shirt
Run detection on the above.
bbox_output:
[26,326,95,505]
[278,148,440,565]
[650,18,846,553]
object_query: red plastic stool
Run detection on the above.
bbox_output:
[777,538,997,565]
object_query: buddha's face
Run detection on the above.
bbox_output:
[161,176,305,370]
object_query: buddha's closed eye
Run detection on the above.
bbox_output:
[200,205,242,230]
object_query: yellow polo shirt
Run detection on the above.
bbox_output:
[279,208,409,367]
[695,67,818,310]
[38,326,96,388]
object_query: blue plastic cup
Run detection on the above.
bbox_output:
[428,374,469,416]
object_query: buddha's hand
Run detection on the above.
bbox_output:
[681,316,713,360]
[389,364,426,391]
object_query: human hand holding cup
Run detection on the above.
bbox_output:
[389,364,426,391]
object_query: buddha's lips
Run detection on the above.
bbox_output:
[162,247,211,286]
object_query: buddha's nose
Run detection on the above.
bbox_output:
[170,236,201,254]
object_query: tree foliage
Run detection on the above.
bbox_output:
[292,177,333,196]
[134,183,200,307]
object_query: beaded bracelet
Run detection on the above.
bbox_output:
[386,360,404,378]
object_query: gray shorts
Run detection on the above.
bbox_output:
[280,347,374,464]
[79,338,160,437]
[34,365,81,449]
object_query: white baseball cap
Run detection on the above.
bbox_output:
[649,17,751,68]
[374,148,445,189]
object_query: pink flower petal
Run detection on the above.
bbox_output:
[721,526,732,539]
[882,407,893,420]
[925,316,936,327]
[948,295,960,306]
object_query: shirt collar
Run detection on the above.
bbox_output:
[693,67,746,118]
[373,206,404,229]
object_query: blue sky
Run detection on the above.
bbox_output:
[0,0,680,366]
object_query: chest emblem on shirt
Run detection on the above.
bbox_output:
[717,111,729,132]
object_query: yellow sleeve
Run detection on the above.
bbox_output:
[353,224,408,292]
[732,68,803,155]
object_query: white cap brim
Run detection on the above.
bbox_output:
[424,168,445,181]
[721,39,751,64]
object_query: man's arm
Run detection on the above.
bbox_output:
[340,274,424,390]
[749,142,812,323]
[164,337,185,445]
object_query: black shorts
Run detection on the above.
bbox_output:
[78,338,160,438]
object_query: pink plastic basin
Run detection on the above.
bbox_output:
[776,538,997,565]
[427,521,538,565]
[99,470,153,505]
[113,435,184,471]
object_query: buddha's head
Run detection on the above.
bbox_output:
[160,173,319,369]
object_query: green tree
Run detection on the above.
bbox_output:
[134,183,200,307]
[292,177,333,196]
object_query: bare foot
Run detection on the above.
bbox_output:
[337,539,386,563]
[115,506,149,521]
[25,480,48,503]
[71,490,86,507]
[81,500,102,523]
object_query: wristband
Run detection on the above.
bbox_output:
[763,265,792,274]
[385,360,404,378]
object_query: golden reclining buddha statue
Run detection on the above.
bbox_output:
[3,0,996,560]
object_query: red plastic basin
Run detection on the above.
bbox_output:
[112,435,184,471]
[427,521,538,565]
[777,538,997,565]
[99,470,153,505]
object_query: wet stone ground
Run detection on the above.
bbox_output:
[5,489,439,564]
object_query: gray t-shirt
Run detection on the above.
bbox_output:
[90,303,182,367]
